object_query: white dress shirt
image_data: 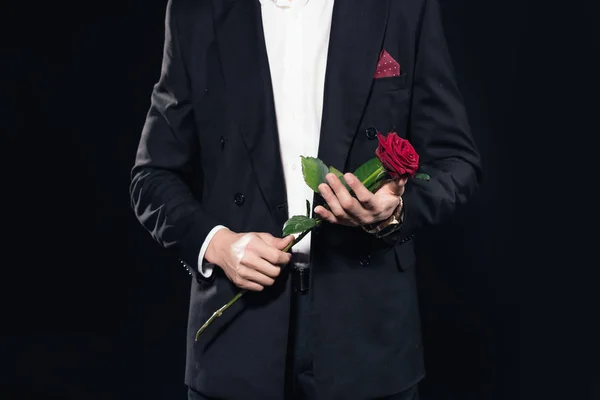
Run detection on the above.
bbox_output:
[198,0,335,276]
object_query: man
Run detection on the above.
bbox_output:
[129,0,481,398]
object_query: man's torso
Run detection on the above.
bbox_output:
[177,0,425,398]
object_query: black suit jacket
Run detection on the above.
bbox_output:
[130,0,481,398]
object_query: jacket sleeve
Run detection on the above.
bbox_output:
[388,0,483,246]
[129,0,217,285]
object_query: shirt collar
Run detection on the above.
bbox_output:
[259,0,309,9]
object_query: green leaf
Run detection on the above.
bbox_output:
[328,166,350,191]
[414,173,431,181]
[301,156,329,192]
[353,157,384,183]
[329,165,343,177]
[282,215,319,236]
[354,157,387,192]
[306,199,310,217]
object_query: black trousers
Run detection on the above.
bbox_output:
[188,288,419,400]
[282,291,419,400]
[284,288,316,399]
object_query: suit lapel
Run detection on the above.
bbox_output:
[318,0,390,171]
[212,0,389,227]
[212,0,288,227]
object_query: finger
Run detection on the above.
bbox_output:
[257,233,295,253]
[344,173,375,207]
[314,205,340,224]
[319,182,359,224]
[272,234,295,252]
[386,180,402,195]
[237,259,276,286]
[244,245,284,277]
[326,173,361,212]
[242,282,265,291]
[379,179,406,197]
[261,246,292,267]
[253,237,292,266]
[329,173,379,224]
[252,234,292,266]
[390,177,408,194]
[232,275,264,291]
[240,266,276,287]
[318,183,346,218]
[314,205,356,226]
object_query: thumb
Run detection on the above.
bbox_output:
[256,232,276,245]
[272,234,295,251]
[397,175,409,186]
[388,176,408,195]
[380,179,401,196]
[256,232,294,249]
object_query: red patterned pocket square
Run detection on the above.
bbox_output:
[374,49,401,78]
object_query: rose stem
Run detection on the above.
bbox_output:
[360,165,385,191]
[195,219,323,340]
[196,164,383,339]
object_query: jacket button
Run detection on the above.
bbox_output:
[234,193,245,206]
[365,127,378,140]
[359,254,371,266]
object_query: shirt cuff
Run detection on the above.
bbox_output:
[198,225,228,278]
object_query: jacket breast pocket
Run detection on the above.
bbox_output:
[372,73,409,92]
[358,74,411,144]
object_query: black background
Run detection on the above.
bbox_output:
[2,0,597,399]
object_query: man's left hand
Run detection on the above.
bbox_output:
[314,173,408,227]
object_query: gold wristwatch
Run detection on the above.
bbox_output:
[362,196,403,238]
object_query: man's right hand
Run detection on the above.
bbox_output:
[204,230,295,291]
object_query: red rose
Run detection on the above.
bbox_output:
[375,132,419,178]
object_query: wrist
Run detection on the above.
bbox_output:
[363,196,403,236]
[395,196,404,219]
[204,228,234,266]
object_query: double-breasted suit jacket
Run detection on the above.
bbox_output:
[130,0,482,398]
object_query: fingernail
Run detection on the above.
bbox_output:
[344,174,354,184]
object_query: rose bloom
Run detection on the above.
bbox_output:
[375,132,419,178]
